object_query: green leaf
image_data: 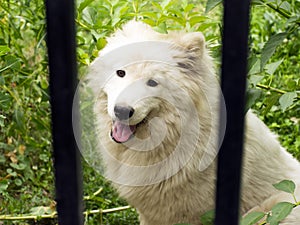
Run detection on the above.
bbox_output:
[40,76,49,89]
[151,2,163,11]
[0,92,11,110]
[245,89,262,112]
[251,0,264,5]
[14,178,23,186]
[14,107,25,131]
[10,162,27,170]
[184,4,194,13]
[0,45,10,56]
[153,22,168,34]
[262,93,280,115]
[279,92,297,111]
[0,180,9,194]
[261,33,286,70]
[267,202,294,225]
[0,154,6,163]
[241,211,265,225]
[205,0,222,13]
[287,80,297,89]
[96,38,107,51]
[7,168,17,177]
[161,0,173,10]
[78,0,94,13]
[249,75,263,87]
[279,1,291,12]
[189,16,207,27]
[0,114,5,127]
[200,210,215,225]
[265,59,283,75]
[248,58,261,75]
[287,15,300,24]
[3,55,21,72]
[30,206,54,216]
[273,180,296,194]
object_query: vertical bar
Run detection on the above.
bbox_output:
[215,0,251,224]
[45,0,83,224]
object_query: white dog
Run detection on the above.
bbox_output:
[86,21,300,225]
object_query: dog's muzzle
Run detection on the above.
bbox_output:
[111,105,136,143]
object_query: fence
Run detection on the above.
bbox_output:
[45,0,250,225]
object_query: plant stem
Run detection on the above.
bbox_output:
[83,205,131,216]
[265,3,291,19]
[83,187,103,200]
[75,19,91,30]
[256,83,300,99]
[292,194,298,204]
[0,206,131,221]
[294,201,300,207]
[256,83,286,94]
[0,213,57,220]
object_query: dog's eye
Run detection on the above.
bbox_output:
[116,70,126,77]
[146,79,158,87]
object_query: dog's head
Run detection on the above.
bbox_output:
[88,21,212,146]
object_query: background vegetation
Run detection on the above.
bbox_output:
[0,0,299,224]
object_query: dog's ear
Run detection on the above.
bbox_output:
[173,32,207,70]
[180,32,205,53]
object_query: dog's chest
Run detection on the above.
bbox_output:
[116,170,216,224]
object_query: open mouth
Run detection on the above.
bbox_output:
[111,120,146,143]
[111,121,136,143]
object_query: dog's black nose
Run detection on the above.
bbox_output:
[114,105,135,120]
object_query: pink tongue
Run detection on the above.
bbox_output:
[112,121,136,143]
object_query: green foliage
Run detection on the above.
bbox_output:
[246,0,300,158]
[247,0,300,114]
[260,32,287,70]
[241,211,265,225]
[76,0,219,67]
[205,0,222,13]
[200,209,215,225]
[267,202,294,225]
[0,1,54,224]
[273,180,296,194]
[279,92,298,111]
[240,180,299,225]
[198,180,299,225]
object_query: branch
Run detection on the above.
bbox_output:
[256,83,286,95]
[84,205,132,216]
[0,206,132,221]
[265,3,291,20]
[256,83,300,100]
[0,213,57,221]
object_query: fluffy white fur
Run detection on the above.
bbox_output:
[87,21,300,225]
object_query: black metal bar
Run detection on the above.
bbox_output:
[45,0,83,224]
[215,0,251,224]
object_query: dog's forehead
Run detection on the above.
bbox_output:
[124,62,158,78]
[100,41,180,67]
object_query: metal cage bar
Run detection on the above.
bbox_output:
[45,0,83,224]
[215,0,251,224]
